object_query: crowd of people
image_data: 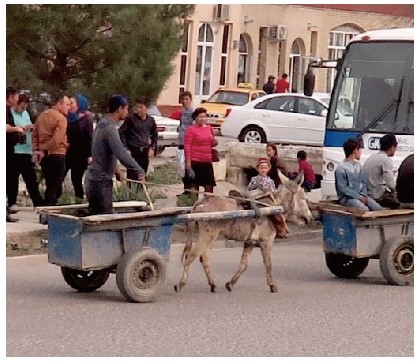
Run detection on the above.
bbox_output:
[5,85,413,223]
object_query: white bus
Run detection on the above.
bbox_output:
[320,28,414,199]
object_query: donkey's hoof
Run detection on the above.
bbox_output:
[270,284,278,293]
[225,282,232,292]
[210,284,216,293]
[174,284,182,293]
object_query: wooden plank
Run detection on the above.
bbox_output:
[177,206,284,222]
[36,201,147,214]
[321,204,414,220]
[81,205,284,226]
[81,207,192,225]
[359,209,414,220]
[318,201,367,216]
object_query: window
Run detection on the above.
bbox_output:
[327,27,360,92]
[179,21,190,101]
[206,90,249,106]
[237,34,249,84]
[219,24,230,86]
[297,98,326,116]
[195,23,214,97]
[255,96,295,112]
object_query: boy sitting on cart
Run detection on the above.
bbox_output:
[334,138,383,211]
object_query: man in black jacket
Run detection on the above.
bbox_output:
[263,75,275,94]
[119,97,158,177]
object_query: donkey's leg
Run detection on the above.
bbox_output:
[259,239,278,293]
[225,242,255,292]
[199,227,221,292]
[199,250,216,293]
[174,226,218,293]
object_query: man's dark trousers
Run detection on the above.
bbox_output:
[40,154,66,206]
[7,153,44,207]
[85,178,113,215]
[127,147,149,179]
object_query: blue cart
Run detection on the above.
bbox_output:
[46,204,284,303]
[321,205,414,285]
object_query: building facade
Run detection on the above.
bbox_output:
[157,4,413,112]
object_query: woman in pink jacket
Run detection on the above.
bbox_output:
[184,107,217,194]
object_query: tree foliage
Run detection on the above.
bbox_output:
[7,4,195,110]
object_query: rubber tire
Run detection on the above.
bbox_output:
[325,253,369,279]
[380,237,414,286]
[239,126,267,144]
[156,146,165,155]
[116,247,166,303]
[61,267,110,292]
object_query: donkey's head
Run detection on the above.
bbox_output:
[273,171,313,225]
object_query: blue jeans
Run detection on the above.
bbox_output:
[341,197,384,211]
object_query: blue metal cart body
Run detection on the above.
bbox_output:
[321,206,414,285]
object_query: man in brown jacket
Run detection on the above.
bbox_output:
[32,92,71,205]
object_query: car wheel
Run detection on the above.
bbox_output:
[239,126,267,144]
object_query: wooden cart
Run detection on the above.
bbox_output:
[46,205,284,302]
[320,202,414,285]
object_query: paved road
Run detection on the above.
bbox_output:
[7,238,413,357]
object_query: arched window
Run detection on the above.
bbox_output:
[327,25,362,92]
[288,39,304,93]
[237,34,249,84]
[195,23,214,98]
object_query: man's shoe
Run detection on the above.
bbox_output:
[6,216,19,223]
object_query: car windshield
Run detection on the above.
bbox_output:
[148,104,162,117]
[206,91,249,106]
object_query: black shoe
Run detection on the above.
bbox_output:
[6,216,19,223]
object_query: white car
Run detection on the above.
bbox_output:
[148,104,180,154]
[220,92,352,146]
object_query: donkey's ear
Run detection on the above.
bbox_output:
[278,170,290,184]
[295,171,305,186]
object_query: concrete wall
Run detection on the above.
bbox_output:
[224,142,322,189]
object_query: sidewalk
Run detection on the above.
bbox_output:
[6,207,46,235]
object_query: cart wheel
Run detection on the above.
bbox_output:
[61,267,110,292]
[380,237,414,286]
[325,253,369,279]
[116,247,166,303]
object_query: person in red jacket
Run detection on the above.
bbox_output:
[274,73,290,93]
[184,107,217,195]
[296,150,316,192]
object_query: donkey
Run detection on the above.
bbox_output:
[174,172,313,294]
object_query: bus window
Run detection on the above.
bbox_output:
[327,42,413,133]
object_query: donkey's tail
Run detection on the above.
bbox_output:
[181,221,198,262]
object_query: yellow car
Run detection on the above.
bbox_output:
[199,83,266,128]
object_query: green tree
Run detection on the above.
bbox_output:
[6,4,194,110]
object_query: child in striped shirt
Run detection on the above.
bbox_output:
[247,157,276,195]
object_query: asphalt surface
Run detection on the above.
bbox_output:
[6,239,414,357]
